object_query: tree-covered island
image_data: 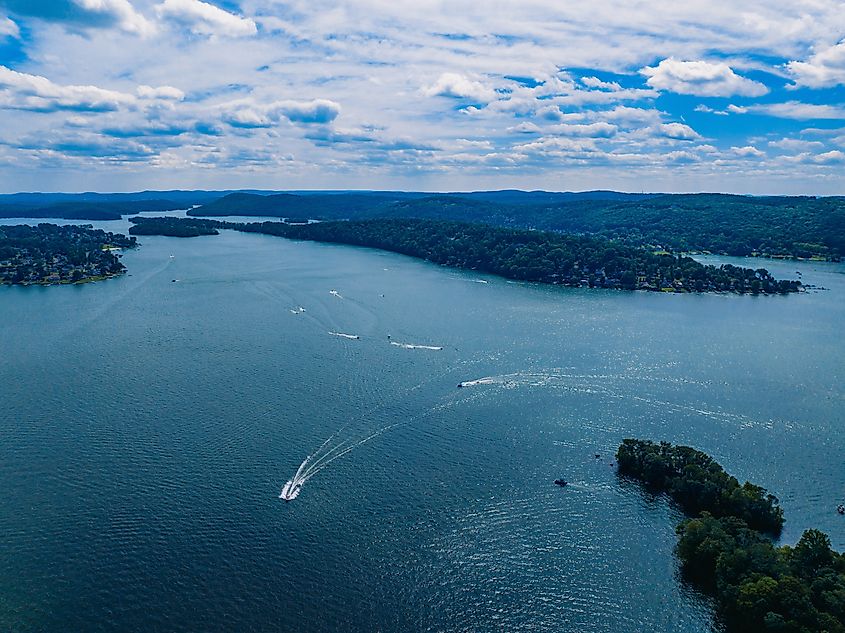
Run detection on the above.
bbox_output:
[128,216,219,237]
[0,223,136,285]
[617,439,845,633]
[129,216,802,294]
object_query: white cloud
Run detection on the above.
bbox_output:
[0,0,154,35]
[641,58,769,97]
[137,85,185,100]
[813,150,845,164]
[0,65,135,112]
[598,106,663,124]
[273,99,341,123]
[731,145,764,157]
[786,40,845,89]
[665,150,699,163]
[768,138,824,151]
[0,66,190,115]
[746,101,845,120]
[222,98,340,128]
[656,122,701,140]
[156,0,257,38]
[581,76,622,91]
[549,122,618,138]
[423,73,498,102]
[694,104,728,116]
[514,136,599,154]
[0,16,19,38]
[789,150,845,164]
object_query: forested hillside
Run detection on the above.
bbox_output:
[129,216,802,294]
[190,192,845,260]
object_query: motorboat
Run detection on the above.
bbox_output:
[279,480,302,502]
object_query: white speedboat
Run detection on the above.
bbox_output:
[279,480,302,501]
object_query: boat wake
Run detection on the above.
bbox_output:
[390,341,443,351]
[278,376,473,502]
[279,421,405,502]
[455,370,783,429]
[279,479,302,501]
[328,331,359,340]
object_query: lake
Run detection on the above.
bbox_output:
[1,215,843,632]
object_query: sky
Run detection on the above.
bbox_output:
[0,0,843,194]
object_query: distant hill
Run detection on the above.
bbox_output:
[0,199,197,221]
[189,191,845,259]
[2,188,842,259]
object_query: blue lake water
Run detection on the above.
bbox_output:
[1,216,843,632]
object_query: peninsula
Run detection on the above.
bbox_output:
[0,223,135,285]
[617,439,845,633]
[129,216,803,294]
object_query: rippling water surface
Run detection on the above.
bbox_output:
[1,216,843,632]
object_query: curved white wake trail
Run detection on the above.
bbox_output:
[280,365,485,501]
[299,418,412,482]
[328,331,359,340]
[296,438,356,480]
[292,432,340,482]
[390,341,443,351]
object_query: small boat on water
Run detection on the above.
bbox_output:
[837,504,844,515]
[554,479,567,487]
[279,480,302,502]
[328,331,359,340]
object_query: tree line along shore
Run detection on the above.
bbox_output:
[617,439,845,633]
[0,224,135,286]
[128,216,803,294]
[1,191,841,261]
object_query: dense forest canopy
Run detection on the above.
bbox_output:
[617,440,845,633]
[616,439,784,534]
[190,191,845,260]
[129,216,802,294]
[3,190,841,259]
[128,217,219,237]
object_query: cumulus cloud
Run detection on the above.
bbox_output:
[598,106,663,124]
[580,76,622,91]
[0,0,153,35]
[656,122,701,140]
[155,0,257,37]
[786,40,845,89]
[423,73,498,103]
[0,65,135,112]
[549,122,618,138]
[788,150,845,164]
[641,59,769,97]
[731,145,764,157]
[222,98,340,128]
[514,136,599,154]
[275,99,340,124]
[0,66,190,115]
